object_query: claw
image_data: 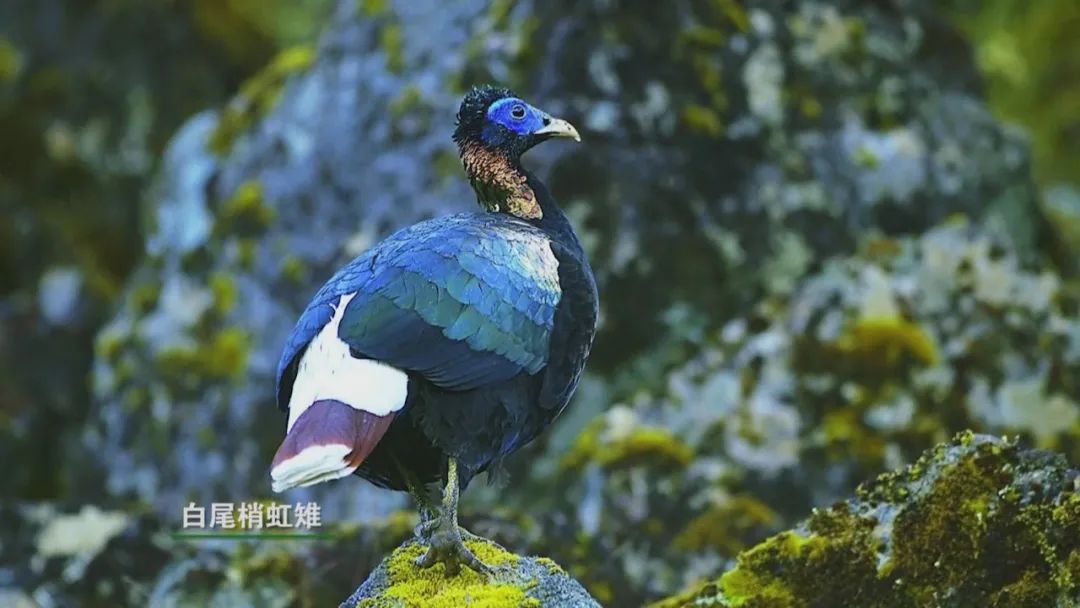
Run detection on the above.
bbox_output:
[414,516,439,539]
[414,511,493,576]
[412,457,495,577]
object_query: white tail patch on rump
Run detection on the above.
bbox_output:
[271,293,408,493]
[286,292,409,431]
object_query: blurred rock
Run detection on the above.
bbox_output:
[71,0,1068,606]
[529,218,1080,603]
[651,432,1080,607]
[0,502,416,607]
[341,536,598,608]
[0,0,332,502]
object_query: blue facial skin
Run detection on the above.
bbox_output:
[481,97,551,149]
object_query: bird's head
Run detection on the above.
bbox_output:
[453,85,580,161]
[453,86,579,220]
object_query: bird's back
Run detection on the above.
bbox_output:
[273,210,595,489]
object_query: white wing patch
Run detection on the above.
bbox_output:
[286,292,408,431]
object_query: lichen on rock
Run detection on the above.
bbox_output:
[651,432,1080,607]
[341,536,599,608]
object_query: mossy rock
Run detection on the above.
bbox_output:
[341,536,598,608]
[652,432,1080,607]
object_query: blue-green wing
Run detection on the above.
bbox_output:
[275,213,560,407]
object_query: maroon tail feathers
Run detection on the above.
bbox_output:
[270,399,394,492]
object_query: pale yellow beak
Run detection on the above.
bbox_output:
[535,117,581,142]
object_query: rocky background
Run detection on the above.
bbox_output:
[2,0,1079,606]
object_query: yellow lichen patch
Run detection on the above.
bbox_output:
[680,25,728,48]
[357,0,388,17]
[534,557,565,577]
[673,495,779,554]
[834,316,940,368]
[715,0,749,32]
[129,279,163,314]
[822,409,885,466]
[653,435,1080,606]
[646,579,723,608]
[208,45,316,155]
[718,532,826,606]
[859,235,902,260]
[155,327,252,382]
[883,444,1013,595]
[798,94,822,120]
[209,272,238,316]
[0,37,22,83]
[378,23,405,74]
[1048,493,1080,588]
[217,180,275,235]
[561,422,693,472]
[280,254,308,283]
[559,422,603,470]
[362,539,538,608]
[682,104,725,137]
[600,428,694,470]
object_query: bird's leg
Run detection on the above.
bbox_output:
[407,478,438,532]
[414,457,492,576]
[396,457,438,531]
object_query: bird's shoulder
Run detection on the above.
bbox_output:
[303,212,555,304]
[275,212,563,399]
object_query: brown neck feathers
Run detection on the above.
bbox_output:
[458,141,542,220]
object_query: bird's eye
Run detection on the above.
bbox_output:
[510,104,526,120]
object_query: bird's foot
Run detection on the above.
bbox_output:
[415,516,492,577]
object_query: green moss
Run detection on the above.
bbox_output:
[280,254,307,283]
[661,501,883,607]
[884,447,1008,597]
[602,428,694,469]
[121,387,151,412]
[821,409,885,466]
[207,45,316,155]
[95,332,126,363]
[486,0,516,28]
[0,37,23,83]
[714,0,749,32]
[155,327,251,383]
[389,85,425,118]
[357,0,389,17]
[379,23,405,74]
[129,279,162,314]
[209,272,238,315]
[359,539,539,608]
[217,180,275,235]
[834,316,940,368]
[680,26,728,48]
[562,422,694,471]
[683,104,725,137]
[236,238,258,270]
[853,144,880,169]
[534,557,565,576]
[719,532,829,606]
[803,98,824,121]
[654,434,1080,607]
[673,495,779,554]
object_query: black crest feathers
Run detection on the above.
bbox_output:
[453,85,516,143]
